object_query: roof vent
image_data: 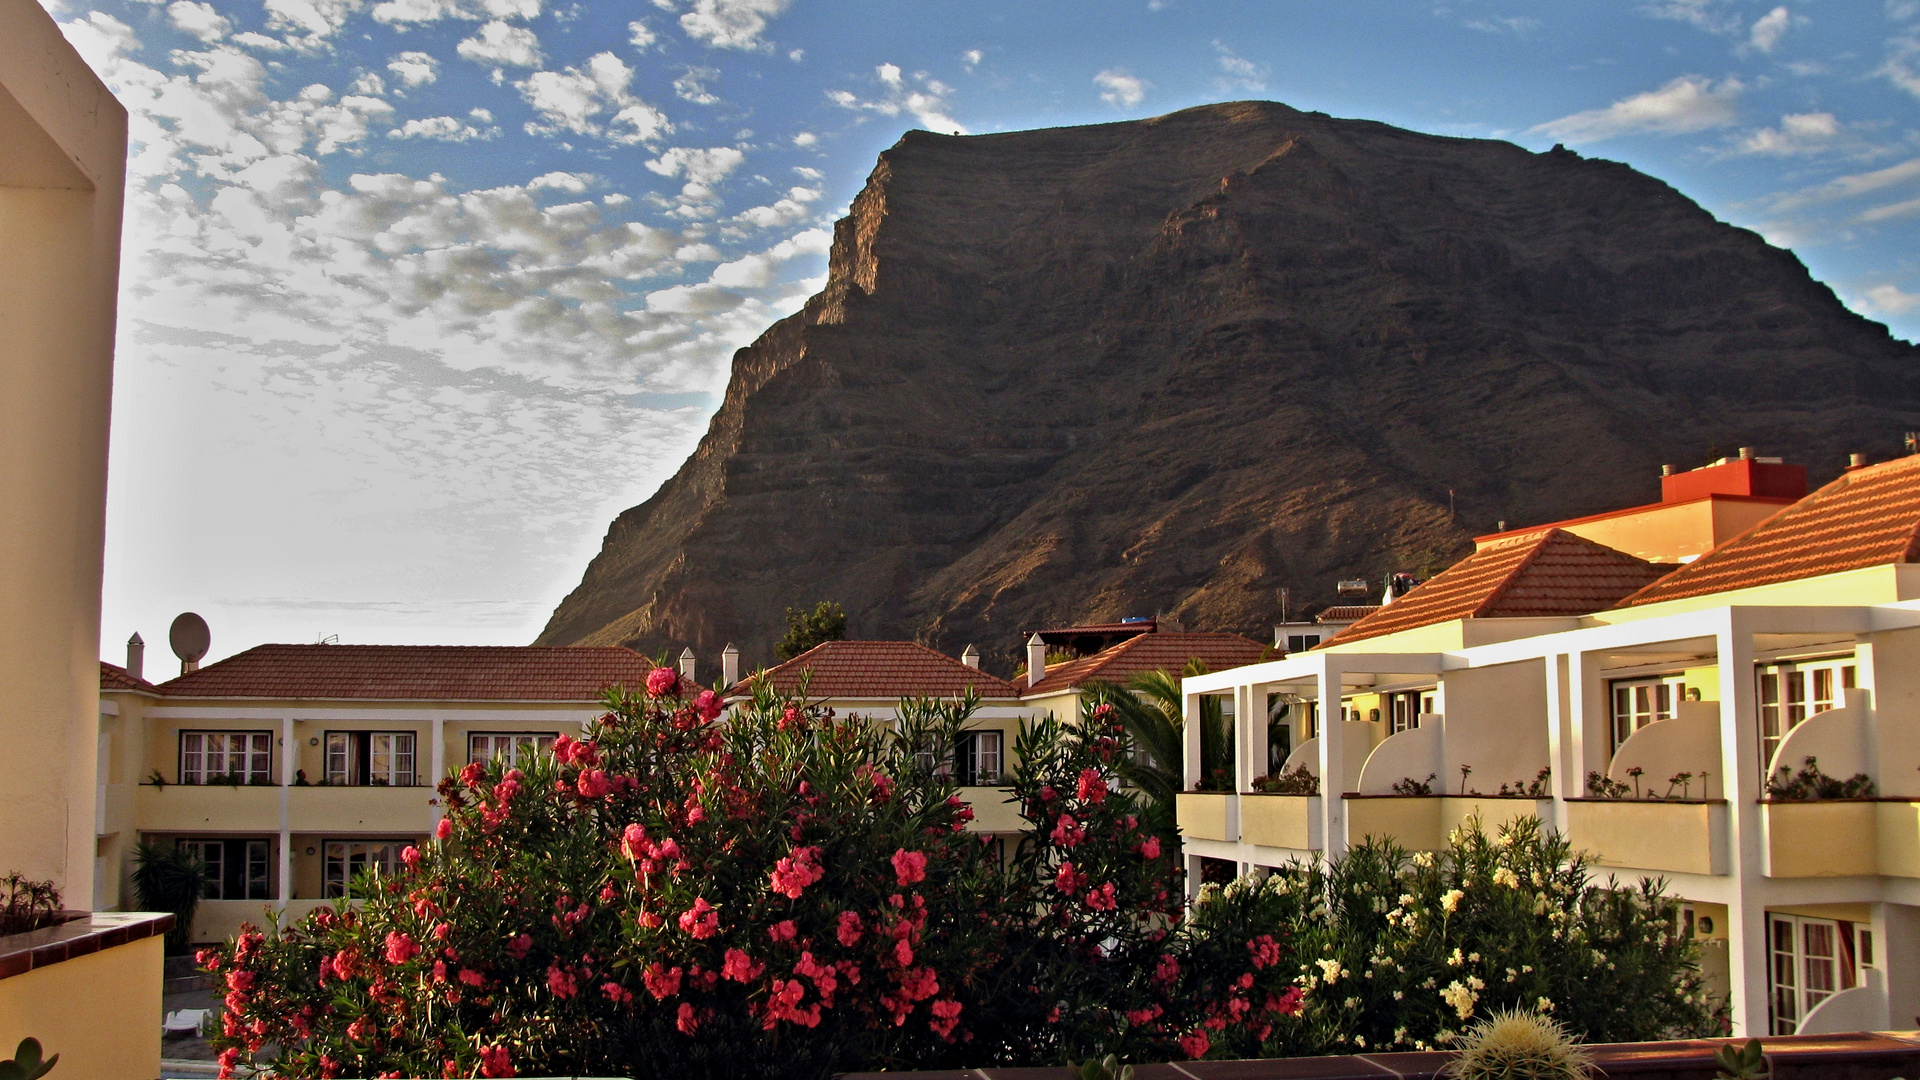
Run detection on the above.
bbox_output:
[1850,453,1867,470]
[960,644,979,669]
[678,647,696,684]
[1026,633,1047,689]
[126,632,144,682]
[721,643,739,688]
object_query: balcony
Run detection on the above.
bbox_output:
[1565,798,1728,876]
[0,912,170,1080]
[1176,792,1236,842]
[1760,800,1920,878]
[289,783,436,833]
[192,898,334,943]
[1239,794,1316,850]
[134,782,281,832]
[1345,795,1552,852]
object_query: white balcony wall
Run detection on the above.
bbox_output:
[1766,688,1871,785]
[1434,661,1549,793]
[1355,722,1443,795]
[1609,700,1724,799]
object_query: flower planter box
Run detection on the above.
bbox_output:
[0,911,171,1080]
[1566,798,1727,876]
[1176,792,1236,842]
[1343,795,1552,853]
[1765,800,1877,878]
[1239,794,1316,850]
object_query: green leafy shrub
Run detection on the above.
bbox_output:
[775,601,848,661]
[132,841,206,955]
[1766,756,1874,800]
[0,874,63,937]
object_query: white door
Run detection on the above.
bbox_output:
[1769,914,1845,1034]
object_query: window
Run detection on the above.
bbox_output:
[323,840,405,898]
[1757,658,1856,772]
[1609,676,1688,752]
[467,732,557,767]
[1384,690,1437,735]
[180,838,271,900]
[179,731,272,785]
[325,731,417,786]
[1768,913,1859,1035]
[1284,633,1321,653]
[955,731,1002,786]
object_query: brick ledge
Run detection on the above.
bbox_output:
[0,910,173,981]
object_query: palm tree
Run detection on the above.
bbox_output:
[1084,658,1233,847]
[132,840,207,955]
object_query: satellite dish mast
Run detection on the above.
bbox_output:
[170,612,211,676]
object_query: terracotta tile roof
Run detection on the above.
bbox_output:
[156,644,664,701]
[100,661,161,694]
[1315,606,1380,623]
[1021,632,1272,697]
[1323,529,1673,648]
[747,641,1021,700]
[1031,620,1157,637]
[1616,454,1920,608]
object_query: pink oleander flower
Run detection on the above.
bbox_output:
[1076,768,1109,804]
[1050,813,1085,848]
[546,962,578,999]
[771,846,826,898]
[603,981,632,1004]
[1138,835,1162,860]
[1247,934,1281,970]
[507,933,532,959]
[836,910,864,946]
[891,848,928,886]
[770,919,797,943]
[722,948,764,982]
[434,818,453,841]
[383,931,419,964]
[621,823,648,860]
[1179,1030,1211,1059]
[1085,882,1118,911]
[678,897,721,939]
[576,769,612,799]
[929,998,963,1041]
[400,845,422,869]
[694,689,724,720]
[225,969,255,992]
[458,967,486,988]
[646,666,679,698]
[642,962,683,1000]
[478,1044,514,1078]
[1054,861,1085,896]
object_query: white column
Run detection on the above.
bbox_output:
[1182,689,1203,789]
[1235,682,1258,793]
[1316,656,1347,858]
[1716,610,1767,1036]
[1543,654,1572,834]
[278,716,293,910]
[431,716,447,829]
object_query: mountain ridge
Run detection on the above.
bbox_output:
[537,100,1920,670]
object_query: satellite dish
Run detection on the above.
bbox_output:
[169,612,211,672]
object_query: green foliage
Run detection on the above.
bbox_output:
[1264,817,1713,1053]
[1766,756,1875,800]
[1067,1053,1135,1080]
[775,601,848,661]
[0,874,63,937]
[1713,1037,1769,1080]
[1250,765,1319,795]
[132,840,206,955]
[0,1038,58,1080]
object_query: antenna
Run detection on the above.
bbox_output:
[169,612,211,676]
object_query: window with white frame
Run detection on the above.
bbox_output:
[1385,690,1437,735]
[1768,913,1860,1035]
[467,732,557,767]
[955,730,1002,786]
[1609,676,1689,753]
[325,731,417,786]
[323,840,406,898]
[1757,657,1856,773]
[181,838,271,900]
[179,731,273,785]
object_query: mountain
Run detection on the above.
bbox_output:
[537,100,1920,671]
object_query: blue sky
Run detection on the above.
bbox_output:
[49,0,1920,666]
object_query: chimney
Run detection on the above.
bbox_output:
[721,643,739,688]
[1738,446,1756,460]
[1026,633,1047,689]
[961,645,979,669]
[1660,465,1674,477]
[126,632,144,682]
[1850,453,1868,470]
[679,647,696,684]
[1907,432,1920,456]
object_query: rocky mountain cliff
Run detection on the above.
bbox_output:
[538,100,1920,670]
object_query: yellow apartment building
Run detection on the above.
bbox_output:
[98,643,670,943]
[1177,451,1920,1040]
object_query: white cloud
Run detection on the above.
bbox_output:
[1463,14,1540,34]
[677,0,790,51]
[1882,33,1920,99]
[826,63,965,134]
[1212,42,1266,93]
[628,18,657,49]
[386,50,439,87]
[168,1,230,43]
[1767,157,1920,213]
[729,184,820,229]
[388,114,497,140]
[369,0,539,24]
[674,66,720,105]
[352,71,386,95]
[1531,76,1742,143]
[1642,0,1743,35]
[646,146,747,186]
[1747,5,1790,52]
[262,0,363,49]
[961,48,982,71]
[516,52,670,144]
[1734,111,1838,155]
[60,10,140,70]
[792,131,817,147]
[787,48,803,62]
[1861,284,1920,315]
[707,226,829,287]
[527,170,592,192]
[458,21,542,68]
[1094,68,1147,108]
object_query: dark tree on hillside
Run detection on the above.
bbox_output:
[775,601,847,660]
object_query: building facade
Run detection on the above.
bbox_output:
[1178,452,1920,1039]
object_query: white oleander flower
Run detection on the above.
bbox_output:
[1441,980,1478,1020]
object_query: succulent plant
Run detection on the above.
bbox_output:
[1066,1054,1134,1080]
[1713,1038,1768,1080]
[1443,1007,1592,1080]
[0,1038,59,1080]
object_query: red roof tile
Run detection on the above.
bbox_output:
[1616,454,1920,608]
[747,641,1021,700]
[100,661,161,694]
[1021,632,1272,696]
[157,644,664,701]
[1315,606,1380,623]
[1323,529,1673,647]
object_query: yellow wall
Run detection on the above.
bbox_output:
[1565,799,1726,876]
[1240,794,1313,849]
[1591,565,1911,625]
[0,935,160,1080]
[1177,792,1234,842]
[0,0,128,907]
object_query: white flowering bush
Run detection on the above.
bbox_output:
[1253,817,1710,1054]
